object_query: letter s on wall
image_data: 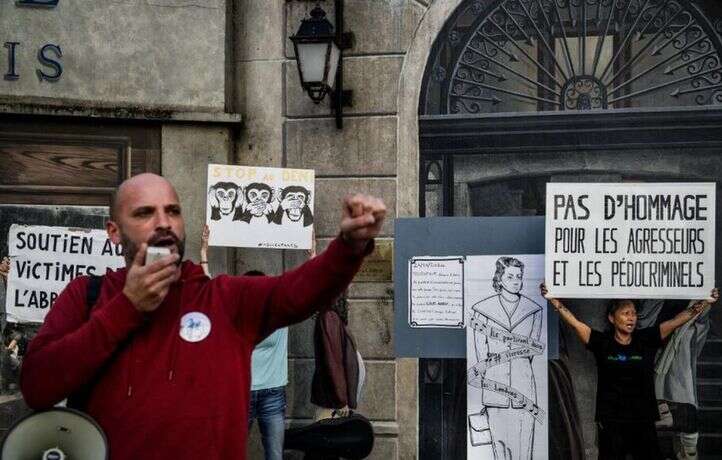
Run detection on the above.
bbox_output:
[36,44,62,82]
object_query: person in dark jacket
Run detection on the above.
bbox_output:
[306,238,364,421]
[311,293,363,420]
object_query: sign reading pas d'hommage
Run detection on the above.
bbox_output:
[545,183,716,299]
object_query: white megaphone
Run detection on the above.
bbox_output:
[1,408,108,460]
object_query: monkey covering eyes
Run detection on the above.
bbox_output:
[208,182,243,221]
[271,186,313,227]
[237,182,275,224]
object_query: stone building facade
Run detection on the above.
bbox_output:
[3,0,722,458]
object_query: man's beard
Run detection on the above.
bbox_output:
[120,229,185,266]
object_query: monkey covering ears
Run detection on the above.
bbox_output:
[271,186,314,227]
[237,182,275,224]
[208,182,243,221]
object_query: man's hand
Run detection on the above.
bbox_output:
[122,244,180,312]
[340,194,386,253]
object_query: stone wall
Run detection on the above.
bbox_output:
[235,1,431,458]
[0,0,227,111]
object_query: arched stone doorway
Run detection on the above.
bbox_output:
[410,0,722,458]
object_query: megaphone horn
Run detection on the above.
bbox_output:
[1,408,108,460]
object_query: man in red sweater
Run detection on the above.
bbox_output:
[20,173,386,459]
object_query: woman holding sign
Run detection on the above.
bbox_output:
[540,284,718,460]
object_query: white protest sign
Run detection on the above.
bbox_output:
[206,164,315,249]
[545,183,715,299]
[5,224,125,323]
[408,256,465,328]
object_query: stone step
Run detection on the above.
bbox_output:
[699,406,722,429]
[698,379,722,403]
[699,361,722,379]
[700,339,722,360]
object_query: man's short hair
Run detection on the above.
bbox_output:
[243,270,265,277]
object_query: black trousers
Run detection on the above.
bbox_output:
[597,421,662,460]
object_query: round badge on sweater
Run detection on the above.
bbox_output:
[179,312,211,343]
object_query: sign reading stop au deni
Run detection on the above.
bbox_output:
[545,183,716,299]
[5,224,125,323]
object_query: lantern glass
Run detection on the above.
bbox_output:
[297,41,331,84]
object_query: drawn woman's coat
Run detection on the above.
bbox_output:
[466,255,548,460]
[472,294,542,460]
[472,294,543,408]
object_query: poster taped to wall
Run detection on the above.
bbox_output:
[206,164,315,249]
[545,183,715,299]
[408,256,465,328]
[466,254,548,460]
[5,224,125,323]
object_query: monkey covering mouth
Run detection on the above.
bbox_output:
[272,186,314,227]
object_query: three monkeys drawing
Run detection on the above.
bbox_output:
[208,181,314,227]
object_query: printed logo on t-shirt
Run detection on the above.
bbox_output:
[179,312,211,343]
[607,353,642,362]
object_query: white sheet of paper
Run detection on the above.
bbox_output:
[206,164,315,250]
[466,254,548,460]
[545,183,715,299]
[5,224,125,323]
[408,256,465,328]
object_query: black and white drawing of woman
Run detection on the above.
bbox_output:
[471,257,543,460]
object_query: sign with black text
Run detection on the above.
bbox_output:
[545,183,715,299]
[5,224,125,323]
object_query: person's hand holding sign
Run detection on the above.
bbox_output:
[540,283,566,314]
[0,256,9,286]
[339,194,387,254]
[708,287,719,304]
[691,287,720,314]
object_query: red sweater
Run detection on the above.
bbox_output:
[21,238,368,459]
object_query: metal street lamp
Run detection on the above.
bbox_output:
[290,1,353,129]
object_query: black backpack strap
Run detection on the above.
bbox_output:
[67,275,104,410]
[85,275,103,313]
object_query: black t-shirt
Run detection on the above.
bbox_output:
[587,327,663,422]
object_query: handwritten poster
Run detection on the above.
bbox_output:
[545,183,716,299]
[206,164,315,250]
[408,256,465,328]
[5,224,125,323]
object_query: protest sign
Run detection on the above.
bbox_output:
[206,164,315,249]
[5,224,125,323]
[545,183,715,299]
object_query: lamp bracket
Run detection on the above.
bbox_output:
[338,32,354,50]
[331,90,353,108]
